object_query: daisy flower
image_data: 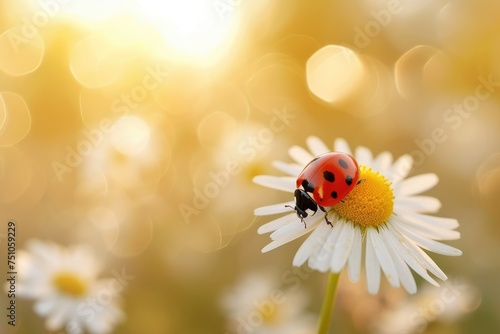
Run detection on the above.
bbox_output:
[220,273,315,334]
[254,136,462,295]
[16,240,125,334]
[373,277,480,334]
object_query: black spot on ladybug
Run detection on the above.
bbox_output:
[338,159,348,169]
[301,179,315,193]
[323,171,335,182]
[345,175,353,186]
[331,191,338,199]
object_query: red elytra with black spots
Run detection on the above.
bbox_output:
[296,152,360,207]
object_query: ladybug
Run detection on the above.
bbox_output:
[286,152,360,228]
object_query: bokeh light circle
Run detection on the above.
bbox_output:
[307,45,365,105]
[0,27,44,76]
[395,45,452,98]
[0,92,32,146]
[70,36,128,88]
[475,153,500,216]
[306,45,393,116]
[110,116,151,156]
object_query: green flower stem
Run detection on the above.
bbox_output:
[317,272,341,334]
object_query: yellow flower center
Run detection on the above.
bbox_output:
[53,272,87,297]
[332,165,394,227]
[257,299,279,324]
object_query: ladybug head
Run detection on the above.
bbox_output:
[286,189,318,225]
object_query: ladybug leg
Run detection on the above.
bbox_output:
[318,206,333,227]
[285,204,308,229]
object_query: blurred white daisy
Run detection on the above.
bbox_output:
[254,136,462,294]
[17,240,124,334]
[220,273,315,334]
[78,115,167,191]
[373,277,480,334]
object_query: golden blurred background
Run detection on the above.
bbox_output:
[0,0,499,333]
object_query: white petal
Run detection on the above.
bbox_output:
[258,213,300,234]
[331,222,355,273]
[88,309,119,334]
[395,196,442,213]
[254,201,295,216]
[401,212,459,229]
[388,154,413,183]
[272,160,303,176]
[69,247,99,277]
[400,232,448,280]
[368,228,400,287]
[394,257,417,294]
[33,297,58,316]
[372,151,393,172]
[334,138,352,155]
[306,136,330,156]
[45,307,69,331]
[395,215,460,240]
[261,218,321,253]
[379,227,417,294]
[261,239,292,253]
[253,175,296,192]
[385,225,439,286]
[270,218,318,241]
[347,227,362,282]
[309,222,343,272]
[365,233,381,294]
[293,223,331,266]
[71,321,85,334]
[28,240,60,266]
[395,173,439,197]
[45,300,72,331]
[289,145,314,165]
[354,146,373,166]
[307,224,332,269]
[395,223,462,256]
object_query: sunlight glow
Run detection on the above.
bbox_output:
[19,0,124,21]
[136,0,237,65]
[10,0,238,67]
